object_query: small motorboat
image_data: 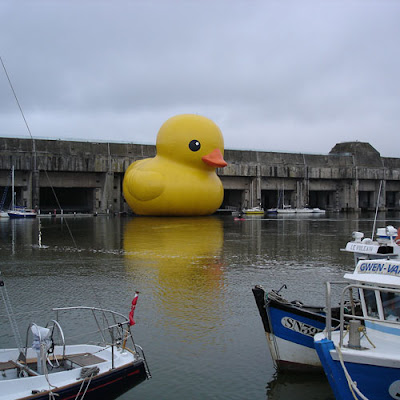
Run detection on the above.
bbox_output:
[0,281,151,400]
[314,258,400,400]
[0,210,9,218]
[243,206,264,215]
[252,285,360,372]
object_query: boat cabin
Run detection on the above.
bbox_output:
[343,226,400,264]
[344,259,400,325]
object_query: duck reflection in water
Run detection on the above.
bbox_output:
[123,216,225,341]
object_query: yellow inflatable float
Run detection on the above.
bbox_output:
[122,114,227,216]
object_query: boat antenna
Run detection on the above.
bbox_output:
[371,180,383,241]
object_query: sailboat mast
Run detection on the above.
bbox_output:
[11,165,15,210]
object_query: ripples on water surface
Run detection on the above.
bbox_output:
[1,212,399,399]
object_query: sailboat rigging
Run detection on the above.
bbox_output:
[0,56,151,398]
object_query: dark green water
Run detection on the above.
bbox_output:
[1,212,399,399]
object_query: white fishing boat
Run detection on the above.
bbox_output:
[0,278,151,400]
[342,225,400,264]
[314,258,400,400]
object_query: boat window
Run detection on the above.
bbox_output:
[363,289,379,318]
[382,292,400,322]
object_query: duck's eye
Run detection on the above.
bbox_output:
[189,140,201,152]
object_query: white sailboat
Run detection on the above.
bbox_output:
[0,167,12,218]
[0,278,151,400]
[7,166,37,219]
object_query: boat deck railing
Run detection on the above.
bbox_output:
[14,306,151,378]
[325,281,400,347]
[21,306,139,371]
[52,306,137,353]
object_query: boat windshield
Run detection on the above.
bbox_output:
[382,292,400,322]
[363,288,379,318]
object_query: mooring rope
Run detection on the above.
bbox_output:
[74,367,99,400]
[335,345,369,400]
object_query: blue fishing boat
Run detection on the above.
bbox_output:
[252,285,358,371]
[314,259,400,400]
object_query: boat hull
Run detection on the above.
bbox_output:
[314,337,400,400]
[14,359,148,400]
[276,208,325,214]
[252,286,333,371]
[8,211,37,219]
[243,207,264,215]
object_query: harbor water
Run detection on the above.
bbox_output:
[1,212,399,399]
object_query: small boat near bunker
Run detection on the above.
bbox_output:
[252,285,360,372]
[314,258,400,400]
[243,206,264,215]
[0,280,151,400]
[8,206,37,219]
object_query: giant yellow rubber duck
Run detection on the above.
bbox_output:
[122,114,227,216]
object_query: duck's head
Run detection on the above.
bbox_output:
[155,114,227,170]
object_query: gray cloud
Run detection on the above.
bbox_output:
[1,1,399,156]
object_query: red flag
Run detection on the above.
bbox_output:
[129,292,139,326]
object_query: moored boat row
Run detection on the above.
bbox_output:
[254,225,400,399]
[267,207,326,214]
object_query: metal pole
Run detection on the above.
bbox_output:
[325,281,332,340]
[371,180,382,241]
[11,165,15,210]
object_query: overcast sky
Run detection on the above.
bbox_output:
[1,1,399,157]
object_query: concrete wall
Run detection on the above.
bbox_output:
[1,137,400,213]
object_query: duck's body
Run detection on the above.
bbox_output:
[123,114,227,216]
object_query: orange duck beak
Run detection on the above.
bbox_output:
[202,148,227,168]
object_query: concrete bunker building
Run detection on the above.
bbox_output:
[1,138,399,214]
